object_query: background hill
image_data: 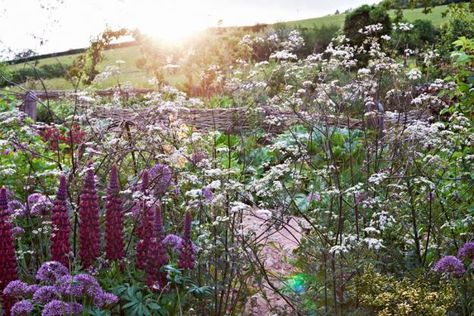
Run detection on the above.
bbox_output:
[5,4,450,90]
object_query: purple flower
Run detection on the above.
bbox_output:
[27,284,40,295]
[29,193,53,216]
[458,242,474,261]
[42,299,81,316]
[433,255,465,277]
[50,175,71,267]
[3,280,29,297]
[163,234,183,250]
[36,261,69,284]
[12,226,25,237]
[33,285,60,304]
[8,200,25,216]
[11,299,34,316]
[148,164,172,197]
[105,165,125,261]
[307,192,321,203]
[202,186,213,202]
[79,166,101,268]
[94,291,118,307]
[178,212,195,270]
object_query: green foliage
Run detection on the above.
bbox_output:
[349,267,456,315]
[439,3,474,54]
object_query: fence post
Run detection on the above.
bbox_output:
[23,91,37,121]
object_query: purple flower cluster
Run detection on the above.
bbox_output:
[50,175,71,268]
[433,255,466,277]
[433,241,474,278]
[457,242,474,262]
[10,299,34,316]
[105,165,125,261]
[5,261,117,315]
[0,187,18,315]
[79,167,101,268]
[146,205,168,289]
[148,164,172,197]
[42,300,83,316]
[7,193,53,218]
[178,212,196,270]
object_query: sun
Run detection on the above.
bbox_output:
[130,2,213,44]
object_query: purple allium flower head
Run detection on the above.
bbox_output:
[79,166,101,268]
[307,192,321,203]
[50,175,71,268]
[149,164,172,197]
[36,261,69,284]
[95,291,118,307]
[32,285,60,304]
[29,193,53,216]
[178,212,195,270]
[12,226,25,237]
[0,187,18,315]
[11,299,33,316]
[458,242,474,262]
[162,234,183,250]
[8,200,26,217]
[433,255,465,277]
[27,284,40,296]
[3,280,29,297]
[105,165,125,261]
[42,299,82,316]
[202,186,213,202]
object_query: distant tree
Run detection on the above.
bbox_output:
[335,10,340,15]
[14,49,37,60]
[343,5,392,46]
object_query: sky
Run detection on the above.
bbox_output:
[0,0,377,59]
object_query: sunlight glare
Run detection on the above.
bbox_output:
[130,1,213,44]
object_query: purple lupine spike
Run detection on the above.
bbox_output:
[155,203,165,242]
[79,167,101,268]
[136,204,154,270]
[146,237,169,290]
[50,176,71,268]
[178,212,195,270]
[105,165,125,261]
[141,170,149,193]
[0,187,18,315]
[146,204,168,290]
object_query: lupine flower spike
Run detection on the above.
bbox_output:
[105,165,125,261]
[146,204,169,289]
[0,187,18,315]
[178,212,195,270]
[79,166,101,268]
[136,170,153,270]
[50,175,71,268]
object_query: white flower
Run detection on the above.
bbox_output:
[406,69,422,81]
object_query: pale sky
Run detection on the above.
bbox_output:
[0,0,378,59]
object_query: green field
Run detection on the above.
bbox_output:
[7,4,450,90]
[285,4,448,28]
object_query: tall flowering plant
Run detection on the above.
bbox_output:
[0,187,18,315]
[105,165,125,261]
[79,167,101,268]
[50,175,71,269]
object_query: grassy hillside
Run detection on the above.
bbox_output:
[285,4,448,28]
[7,5,450,90]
